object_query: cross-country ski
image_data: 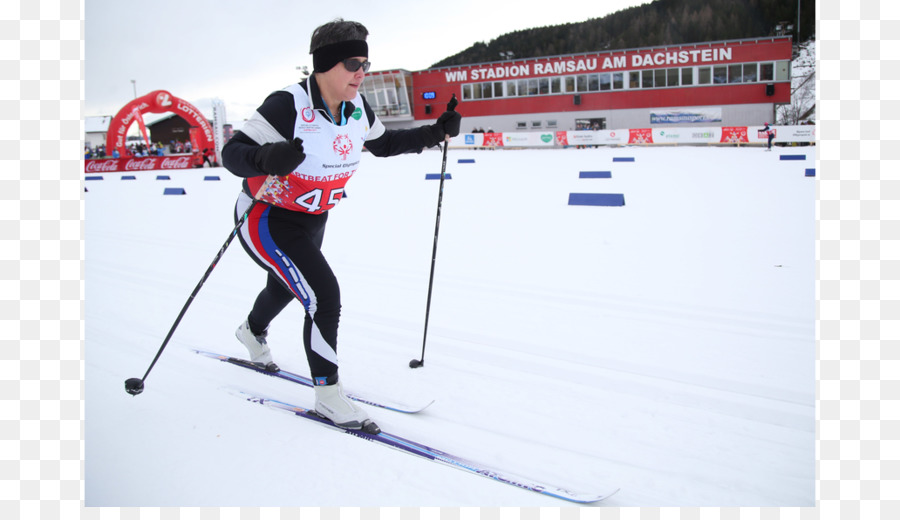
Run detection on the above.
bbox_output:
[227,388,619,504]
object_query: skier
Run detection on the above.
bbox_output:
[762,122,775,151]
[221,18,461,431]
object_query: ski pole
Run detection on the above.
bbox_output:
[125,197,261,395]
[410,94,458,369]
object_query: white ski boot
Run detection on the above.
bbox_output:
[314,382,380,433]
[235,320,279,372]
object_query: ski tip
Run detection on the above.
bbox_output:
[576,487,620,503]
[387,398,435,414]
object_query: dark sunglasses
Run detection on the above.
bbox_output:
[342,58,371,73]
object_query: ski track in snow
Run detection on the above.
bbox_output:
[86,146,815,506]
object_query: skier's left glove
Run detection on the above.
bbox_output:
[425,110,461,147]
[431,110,462,143]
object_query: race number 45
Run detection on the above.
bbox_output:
[294,188,344,213]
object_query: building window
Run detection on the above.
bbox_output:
[713,65,728,84]
[613,72,624,89]
[517,79,528,96]
[493,81,504,98]
[505,80,516,97]
[362,72,412,117]
[760,62,774,81]
[742,63,758,82]
[576,74,588,92]
[526,78,538,95]
[629,71,640,88]
[697,66,711,84]
[599,73,611,91]
[654,69,666,87]
[516,121,527,130]
[550,77,561,93]
[539,78,550,95]
[642,70,653,88]
[681,68,693,86]
[546,120,557,128]
[565,76,575,92]
[666,68,679,87]
[531,120,542,128]
[588,74,600,91]
[728,64,743,83]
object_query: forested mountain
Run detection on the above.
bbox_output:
[431,0,815,68]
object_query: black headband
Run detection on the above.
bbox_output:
[312,40,368,73]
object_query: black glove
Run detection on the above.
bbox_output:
[426,110,462,147]
[254,137,305,176]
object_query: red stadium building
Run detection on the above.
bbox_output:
[363,36,794,133]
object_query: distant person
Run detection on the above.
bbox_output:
[761,122,775,151]
[221,18,460,433]
[202,148,214,167]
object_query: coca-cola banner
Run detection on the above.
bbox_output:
[84,156,195,173]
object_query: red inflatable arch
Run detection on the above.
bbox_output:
[106,90,215,159]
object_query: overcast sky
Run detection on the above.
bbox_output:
[85,0,650,123]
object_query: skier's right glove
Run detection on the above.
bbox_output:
[254,137,306,176]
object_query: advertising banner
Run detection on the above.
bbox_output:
[107,90,215,159]
[560,130,628,146]
[450,125,814,149]
[84,155,197,173]
[650,107,722,124]
[773,125,815,143]
[483,132,504,147]
[497,132,554,147]
[720,126,749,143]
[652,127,721,144]
[462,133,485,147]
[628,128,654,144]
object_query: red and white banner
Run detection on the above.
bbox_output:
[720,126,749,143]
[84,155,197,173]
[628,128,654,144]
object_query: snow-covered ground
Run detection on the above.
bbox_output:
[85,145,815,507]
